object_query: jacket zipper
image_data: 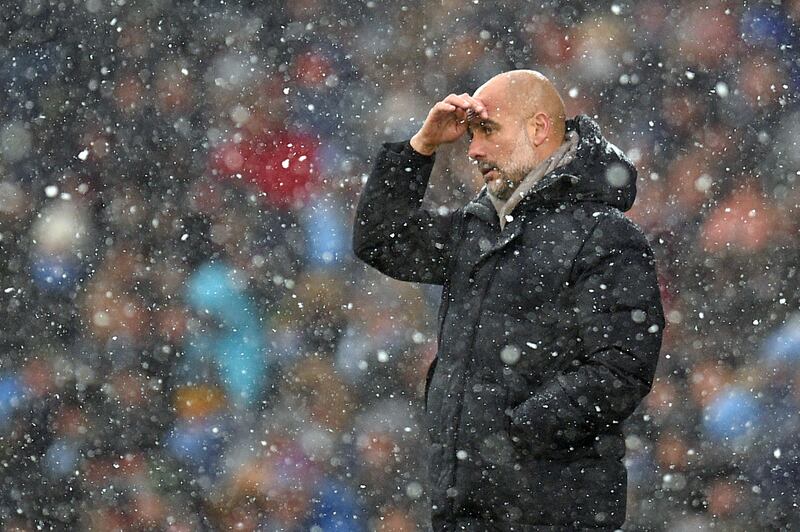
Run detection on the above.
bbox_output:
[445,251,502,524]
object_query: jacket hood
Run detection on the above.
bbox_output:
[465,115,637,217]
[532,114,638,211]
[465,115,638,222]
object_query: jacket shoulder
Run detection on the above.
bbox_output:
[580,204,651,248]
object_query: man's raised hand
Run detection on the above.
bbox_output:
[410,93,489,156]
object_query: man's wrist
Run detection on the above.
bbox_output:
[409,135,437,156]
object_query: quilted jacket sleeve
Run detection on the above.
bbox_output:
[510,212,665,451]
[352,141,455,285]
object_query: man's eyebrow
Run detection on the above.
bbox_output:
[467,118,501,129]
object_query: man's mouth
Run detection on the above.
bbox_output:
[480,166,499,180]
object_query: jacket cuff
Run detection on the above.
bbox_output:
[383,140,436,165]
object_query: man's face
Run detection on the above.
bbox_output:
[467,86,539,200]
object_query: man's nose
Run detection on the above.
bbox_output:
[468,138,485,161]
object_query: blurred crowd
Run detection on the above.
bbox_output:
[1,0,799,530]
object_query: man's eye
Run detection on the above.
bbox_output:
[483,126,493,135]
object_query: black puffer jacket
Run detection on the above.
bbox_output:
[353,116,664,531]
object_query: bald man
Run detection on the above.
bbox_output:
[354,71,664,531]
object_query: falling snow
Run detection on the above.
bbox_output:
[0,1,797,531]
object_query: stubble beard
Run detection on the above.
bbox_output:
[486,133,539,201]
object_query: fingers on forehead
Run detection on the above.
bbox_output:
[463,93,485,107]
[445,93,484,109]
[444,94,467,106]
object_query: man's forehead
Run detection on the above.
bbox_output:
[472,81,510,121]
[472,70,555,123]
[473,78,505,105]
[473,91,509,123]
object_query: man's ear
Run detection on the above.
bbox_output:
[526,112,551,147]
